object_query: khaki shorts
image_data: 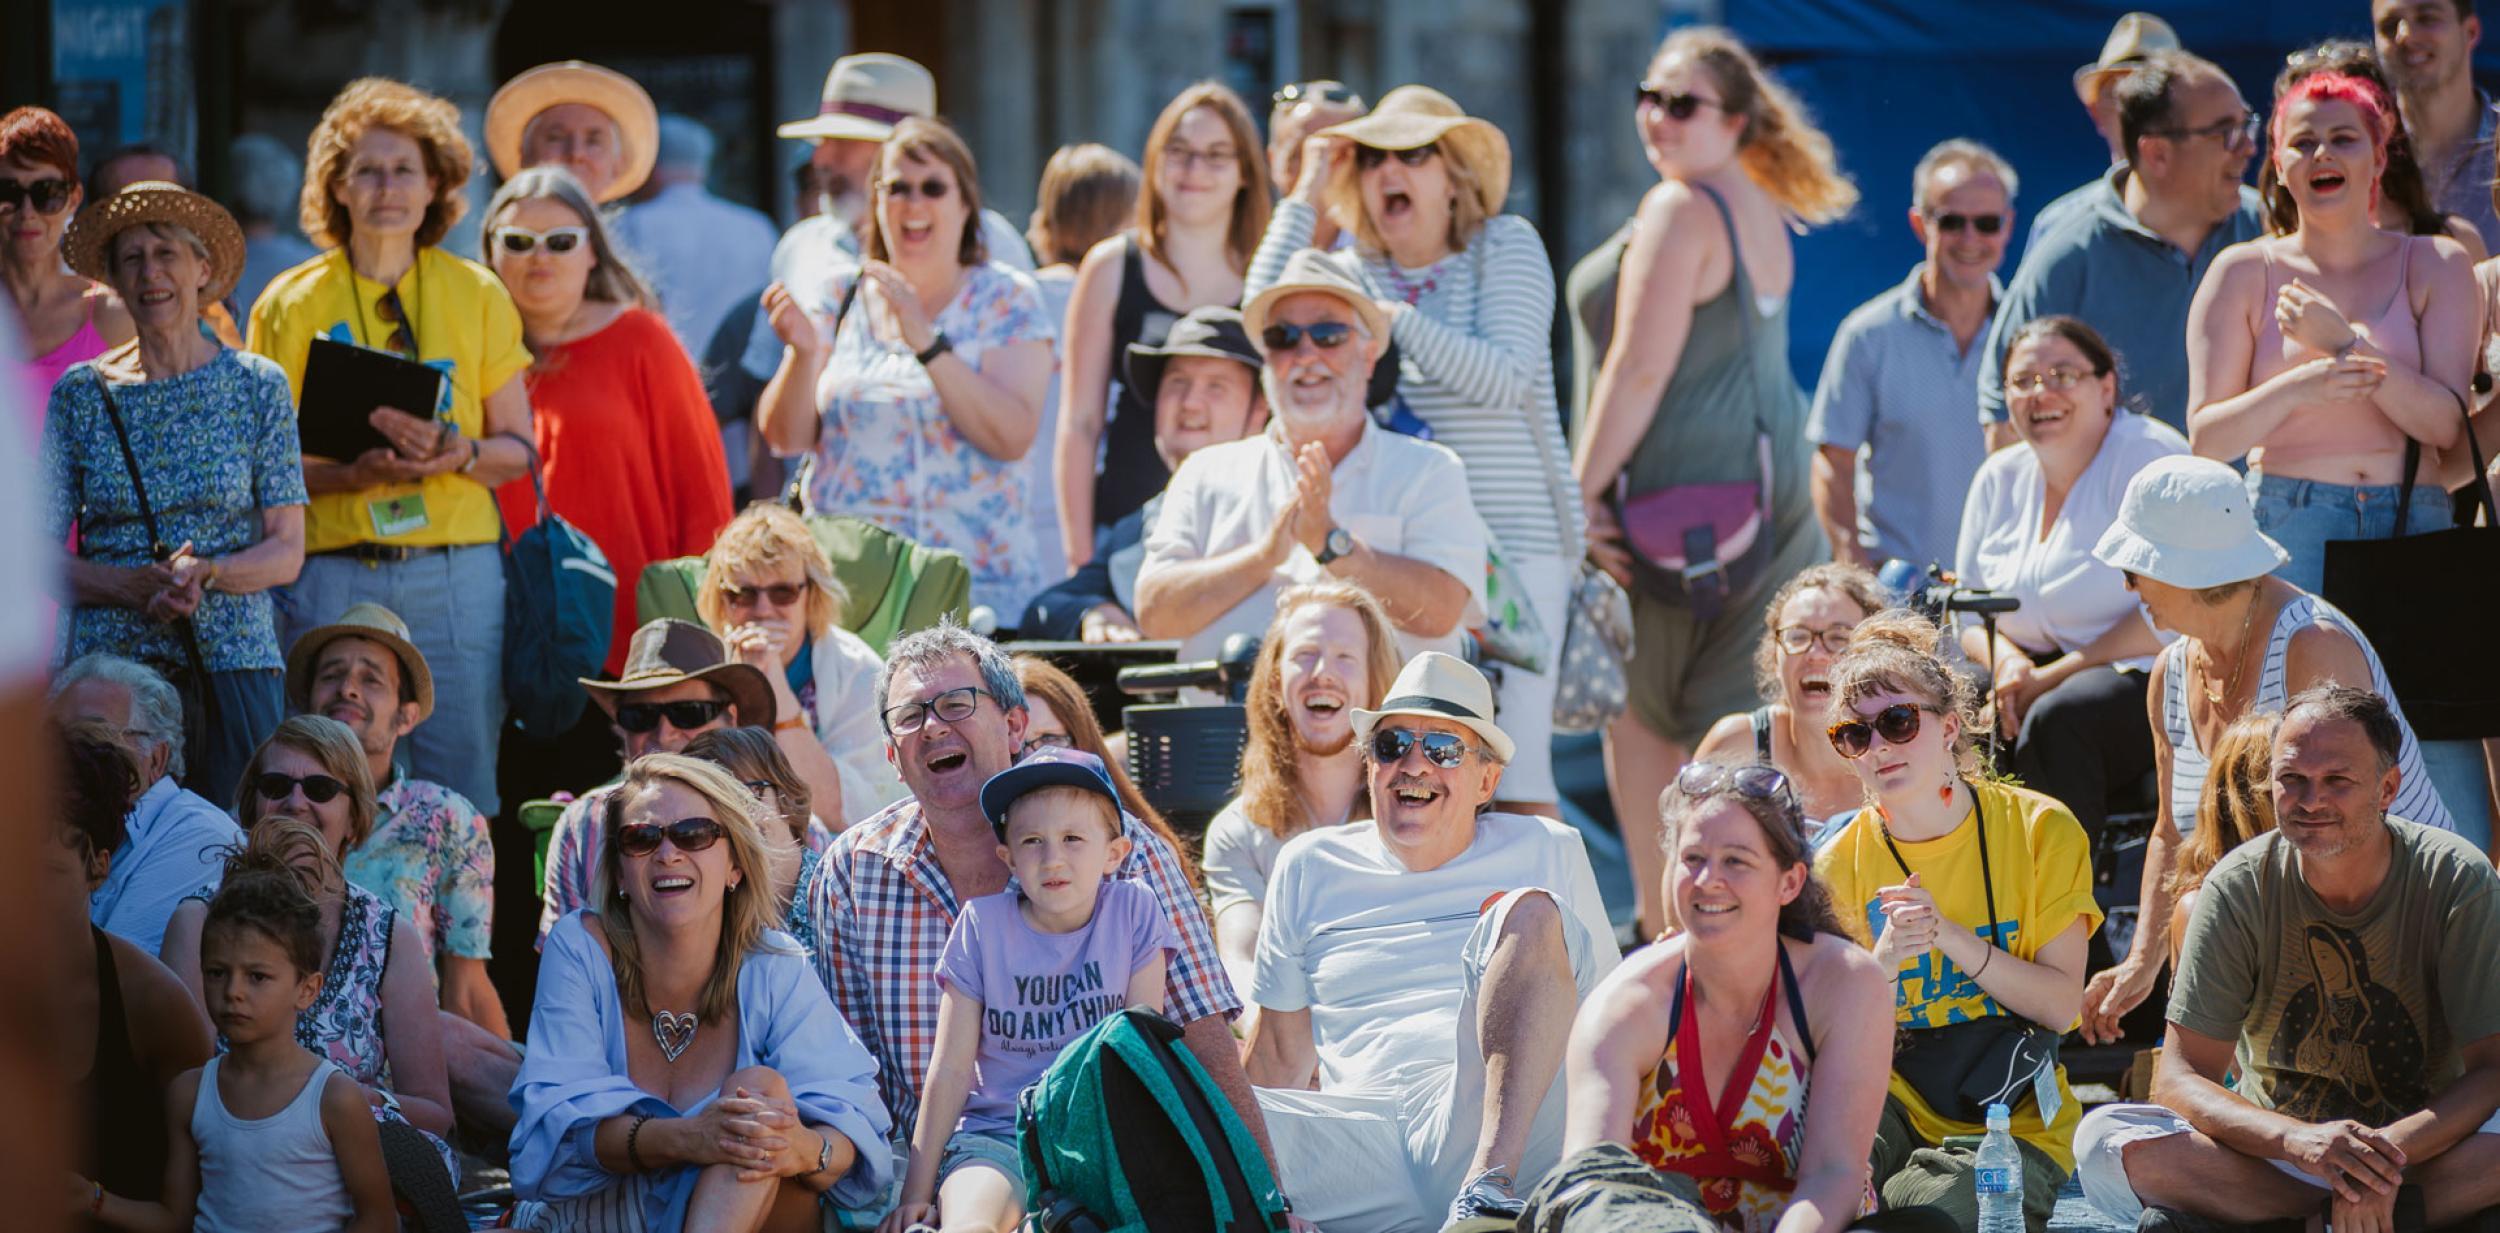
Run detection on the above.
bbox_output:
[1625,530,1823,745]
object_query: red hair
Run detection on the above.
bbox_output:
[0,106,79,179]
[2271,71,2394,153]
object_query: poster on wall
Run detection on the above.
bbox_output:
[51,0,196,172]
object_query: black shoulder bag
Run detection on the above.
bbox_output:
[1882,793,2062,1121]
[89,374,221,747]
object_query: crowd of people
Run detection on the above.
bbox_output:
[11,2,2500,1231]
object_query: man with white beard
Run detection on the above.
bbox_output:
[1134,248,1486,672]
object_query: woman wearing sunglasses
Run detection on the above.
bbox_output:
[1568,26,1856,941]
[247,78,540,822]
[759,116,1055,622]
[511,753,891,1231]
[1536,762,1900,1233]
[159,717,459,1174]
[1693,563,1890,843]
[1955,316,2185,845]
[1249,83,1580,821]
[484,166,732,685]
[3,106,134,414]
[1809,613,2098,1233]
[1055,82,1269,570]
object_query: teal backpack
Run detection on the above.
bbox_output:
[1017,1009,1291,1233]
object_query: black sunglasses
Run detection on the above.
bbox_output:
[1261,321,1354,352]
[1827,703,1938,759]
[616,816,724,858]
[1928,211,2006,235]
[1353,143,1437,171]
[1369,726,1480,769]
[1635,87,1725,121]
[255,772,348,804]
[1274,82,1357,106]
[0,178,74,214]
[883,176,951,201]
[720,582,805,608]
[614,699,729,734]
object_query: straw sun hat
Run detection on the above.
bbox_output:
[63,181,246,305]
[485,61,659,202]
[1320,85,1512,218]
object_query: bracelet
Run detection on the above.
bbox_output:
[1973,946,1994,979]
[774,715,806,733]
[460,436,481,474]
[626,1113,652,1172]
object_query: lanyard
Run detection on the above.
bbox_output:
[1878,783,2000,948]
[342,249,423,358]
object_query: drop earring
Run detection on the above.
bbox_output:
[1939,775,1955,805]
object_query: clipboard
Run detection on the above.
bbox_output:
[298,336,444,461]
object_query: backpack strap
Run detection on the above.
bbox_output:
[1750,705,1776,764]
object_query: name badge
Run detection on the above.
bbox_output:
[2032,1057,2063,1126]
[369,493,431,538]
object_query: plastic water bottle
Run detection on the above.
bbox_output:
[1976,1102,2024,1233]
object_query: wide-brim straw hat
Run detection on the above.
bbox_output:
[1350,651,1516,764]
[778,53,936,143]
[1242,248,1390,351]
[285,601,434,723]
[63,182,245,305]
[581,619,778,729]
[1321,85,1512,218]
[2072,12,2180,101]
[2091,455,2291,590]
[486,61,659,202]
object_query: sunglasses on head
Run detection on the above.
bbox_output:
[1369,726,1479,769]
[883,176,951,201]
[1827,703,1938,759]
[1353,143,1437,171]
[1635,86,1724,121]
[1274,82,1358,106]
[1927,211,2006,235]
[721,582,805,608]
[1260,321,1354,352]
[615,816,724,858]
[0,177,74,214]
[614,699,728,734]
[493,225,587,255]
[1675,762,1805,821]
[255,772,348,804]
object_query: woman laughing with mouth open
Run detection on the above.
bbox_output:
[1693,563,1890,847]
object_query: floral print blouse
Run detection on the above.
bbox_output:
[803,261,1056,616]
[344,773,495,975]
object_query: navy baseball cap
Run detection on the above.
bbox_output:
[980,746,1121,836]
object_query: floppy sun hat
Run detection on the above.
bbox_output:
[980,745,1122,837]
[1319,84,1512,218]
[2092,454,2291,589]
[1350,651,1516,764]
[485,61,660,202]
[778,53,936,143]
[64,181,247,305]
[284,602,435,723]
[1241,247,1389,351]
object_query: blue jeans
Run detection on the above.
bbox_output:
[278,544,506,813]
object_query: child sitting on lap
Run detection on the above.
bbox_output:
[881,748,1179,1233]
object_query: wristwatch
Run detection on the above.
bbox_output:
[1315,526,1354,565]
[915,331,953,366]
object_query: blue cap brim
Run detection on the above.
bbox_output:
[980,760,1120,835]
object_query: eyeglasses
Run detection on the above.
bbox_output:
[254,772,348,804]
[1274,82,1358,106]
[1369,726,1481,769]
[614,699,729,734]
[1675,762,1803,814]
[1775,625,1854,655]
[1163,143,1239,173]
[720,582,805,609]
[0,178,74,214]
[1927,211,2006,235]
[1827,703,1939,759]
[1261,321,1354,352]
[615,816,724,858]
[2005,366,2094,396]
[1353,143,1437,171]
[882,176,952,201]
[1636,87,1725,121]
[2152,112,2260,151]
[882,685,992,735]
[492,225,587,255]
[1019,732,1070,757]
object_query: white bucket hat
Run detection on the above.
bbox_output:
[2092,455,2290,589]
[1350,651,1515,764]
[778,53,936,142]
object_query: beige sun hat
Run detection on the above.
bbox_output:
[1351,651,1516,764]
[285,602,434,723]
[1320,85,1512,217]
[485,61,660,202]
[63,181,247,305]
[778,53,936,143]
[2072,13,2181,103]
[1241,248,1389,351]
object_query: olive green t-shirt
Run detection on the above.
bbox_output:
[2170,819,2500,1124]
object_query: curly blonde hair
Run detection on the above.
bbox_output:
[1825,609,1985,781]
[1652,28,1857,225]
[300,77,475,250]
[696,503,848,640]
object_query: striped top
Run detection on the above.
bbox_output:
[2159,592,2454,835]
[1244,201,1581,558]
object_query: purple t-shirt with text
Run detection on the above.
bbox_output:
[935,878,1179,1132]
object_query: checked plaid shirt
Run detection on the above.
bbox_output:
[803,795,1238,1131]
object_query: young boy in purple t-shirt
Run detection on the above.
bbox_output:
[883,747,1179,1233]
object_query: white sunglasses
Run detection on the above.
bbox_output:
[492,225,588,255]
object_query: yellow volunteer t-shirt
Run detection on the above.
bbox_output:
[246,246,531,553]
[1813,777,2101,1170]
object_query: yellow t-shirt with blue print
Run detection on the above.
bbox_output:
[246,246,531,553]
[1813,777,2100,1171]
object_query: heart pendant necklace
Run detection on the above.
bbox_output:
[651,1009,698,1063]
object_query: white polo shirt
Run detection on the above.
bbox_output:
[1140,418,1488,668]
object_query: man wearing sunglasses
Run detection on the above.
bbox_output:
[1244,651,1616,1230]
[1808,139,2015,575]
[534,619,777,946]
[1136,249,1486,690]
[1977,49,2264,446]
